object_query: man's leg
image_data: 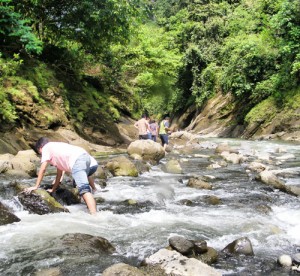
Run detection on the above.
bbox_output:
[82,192,97,215]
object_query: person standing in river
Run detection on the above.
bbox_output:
[149,119,159,142]
[24,137,97,215]
[134,114,150,140]
[159,116,171,150]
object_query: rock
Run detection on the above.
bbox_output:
[192,247,218,265]
[193,240,208,254]
[17,187,69,215]
[220,151,244,164]
[258,170,297,195]
[215,143,237,154]
[144,248,221,276]
[187,176,212,190]
[10,150,39,177]
[292,253,300,265]
[102,263,146,276]
[276,153,295,160]
[169,236,194,255]
[163,159,182,174]
[0,201,21,225]
[278,254,292,267]
[105,156,138,177]
[0,154,13,173]
[57,233,115,254]
[247,162,267,173]
[127,140,165,164]
[222,237,254,256]
[203,195,221,205]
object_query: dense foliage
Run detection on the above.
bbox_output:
[0,0,299,129]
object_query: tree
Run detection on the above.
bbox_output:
[0,0,42,54]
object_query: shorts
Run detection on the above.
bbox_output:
[139,135,148,140]
[72,153,91,195]
[159,134,169,146]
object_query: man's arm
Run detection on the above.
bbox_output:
[24,161,48,193]
[48,169,63,193]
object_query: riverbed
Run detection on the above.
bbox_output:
[0,138,299,275]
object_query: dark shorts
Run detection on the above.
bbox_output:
[139,135,148,140]
[160,134,168,146]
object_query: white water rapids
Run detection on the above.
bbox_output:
[0,138,299,275]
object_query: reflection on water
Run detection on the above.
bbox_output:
[0,138,299,275]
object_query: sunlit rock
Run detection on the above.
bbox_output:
[105,156,138,177]
[102,263,146,276]
[278,254,292,267]
[163,159,182,174]
[127,140,165,164]
[144,248,221,276]
[222,237,254,256]
[220,151,244,164]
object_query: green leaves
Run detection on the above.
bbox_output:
[0,0,42,54]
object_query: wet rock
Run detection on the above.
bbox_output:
[254,204,272,214]
[179,199,193,206]
[193,240,208,254]
[0,201,20,225]
[106,156,138,177]
[278,254,292,267]
[57,233,115,254]
[127,140,165,164]
[17,187,69,215]
[222,237,254,256]
[107,200,154,215]
[169,236,194,255]
[51,186,81,206]
[293,253,300,265]
[187,176,212,190]
[192,247,218,265]
[203,195,221,205]
[134,160,151,174]
[144,248,221,276]
[163,159,182,174]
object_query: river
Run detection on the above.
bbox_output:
[0,138,299,275]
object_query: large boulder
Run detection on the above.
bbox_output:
[16,183,69,215]
[9,150,39,177]
[127,140,165,164]
[0,201,21,225]
[105,156,138,177]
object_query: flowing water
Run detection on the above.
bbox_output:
[0,138,299,275]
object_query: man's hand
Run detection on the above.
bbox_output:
[24,187,37,194]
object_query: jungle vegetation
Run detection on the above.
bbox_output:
[0,0,299,128]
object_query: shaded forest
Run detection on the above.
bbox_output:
[0,0,299,140]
